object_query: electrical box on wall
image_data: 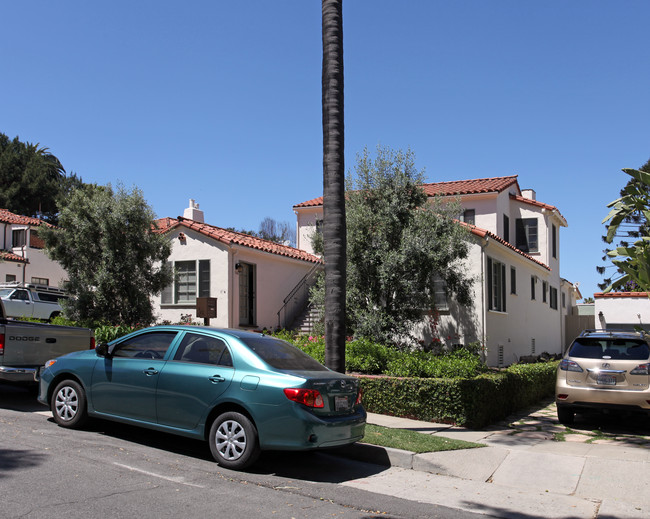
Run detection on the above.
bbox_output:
[196,297,217,318]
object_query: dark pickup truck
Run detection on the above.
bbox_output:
[0,299,94,384]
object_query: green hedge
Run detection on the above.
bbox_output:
[359,361,558,429]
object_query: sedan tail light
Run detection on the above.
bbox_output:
[559,359,583,372]
[90,337,96,349]
[630,364,650,375]
[284,388,324,408]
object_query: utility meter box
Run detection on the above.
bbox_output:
[196,297,217,318]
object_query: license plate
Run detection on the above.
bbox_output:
[335,396,349,411]
[597,374,616,386]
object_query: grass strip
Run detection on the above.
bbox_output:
[363,424,484,453]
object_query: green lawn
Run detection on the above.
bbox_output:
[362,424,484,453]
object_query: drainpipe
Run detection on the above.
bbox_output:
[480,236,489,362]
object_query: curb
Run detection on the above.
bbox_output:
[334,442,415,469]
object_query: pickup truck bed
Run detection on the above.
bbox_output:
[0,301,94,384]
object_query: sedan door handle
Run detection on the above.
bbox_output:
[209,375,225,383]
[143,368,159,376]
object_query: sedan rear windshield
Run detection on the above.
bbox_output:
[242,337,329,371]
[569,338,650,360]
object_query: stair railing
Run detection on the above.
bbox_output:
[277,263,322,330]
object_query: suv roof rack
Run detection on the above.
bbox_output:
[579,328,647,339]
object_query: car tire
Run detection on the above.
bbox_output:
[51,380,88,428]
[209,411,260,470]
[557,405,575,425]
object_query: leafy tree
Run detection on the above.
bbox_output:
[322,0,347,372]
[312,146,474,347]
[0,133,84,223]
[258,217,296,247]
[598,158,650,291]
[40,184,172,326]
[601,163,650,293]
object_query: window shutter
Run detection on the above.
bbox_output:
[199,260,210,297]
[487,257,493,310]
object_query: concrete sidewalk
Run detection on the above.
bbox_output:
[337,401,650,518]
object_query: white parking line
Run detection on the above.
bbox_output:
[113,462,206,488]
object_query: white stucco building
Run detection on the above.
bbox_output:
[594,292,650,331]
[0,209,68,287]
[293,176,581,366]
[153,201,321,330]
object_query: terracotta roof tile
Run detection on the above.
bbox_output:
[155,217,322,264]
[510,194,567,226]
[293,176,520,208]
[461,221,551,271]
[0,250,28,263]
[594,292,650,298]
[0,209,53,227]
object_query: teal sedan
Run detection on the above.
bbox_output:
[38,327,366,470]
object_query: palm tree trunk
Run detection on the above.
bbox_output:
[322,0,346,373]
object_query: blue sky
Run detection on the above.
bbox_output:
[2,1,649,299]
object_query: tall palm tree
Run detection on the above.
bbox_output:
[322,0,346,372]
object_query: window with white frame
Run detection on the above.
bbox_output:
[12,229,26,247]
[487,257,506,312]
[432,273,449,312]
[161,260,210,304]
[516,218,538,253]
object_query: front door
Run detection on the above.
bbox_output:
[238,262,256,327]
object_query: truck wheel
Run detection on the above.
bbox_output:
[51,380,88,428]
[49,311,61,321]
[209,412,260,470]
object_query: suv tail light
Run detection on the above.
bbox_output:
[284,388,324,408]
[630,364,650,375]
[559,359,583,372]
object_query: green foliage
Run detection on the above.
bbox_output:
[0,133,85,224]
[94,324,144,344]
[312,145,473,346]
[601,162,650,292]
[385,348,488,379]
[40,184,173,326]
[359,361,558,429]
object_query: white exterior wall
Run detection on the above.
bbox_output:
[230,248,317,331]
[154,226,318,331]
[295,207,321,255]
[154,228,230,326]
[0,224,68,287]
[594,294,650,330]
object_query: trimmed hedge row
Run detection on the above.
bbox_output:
[359,361,558,429]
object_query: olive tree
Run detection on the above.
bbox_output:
[41,184,172,325]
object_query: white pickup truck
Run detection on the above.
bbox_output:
[0,283,67,321]
[0,299,94,385]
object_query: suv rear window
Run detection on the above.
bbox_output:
[569,338,650,360]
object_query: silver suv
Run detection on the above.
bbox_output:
[556,329,650,424]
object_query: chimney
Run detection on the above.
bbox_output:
[183,199,204,223]
[521,189,536,201]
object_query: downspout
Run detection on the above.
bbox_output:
[480,236,489,362]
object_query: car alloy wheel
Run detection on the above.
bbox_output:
[209,411,260,470]
[51,379,88,428]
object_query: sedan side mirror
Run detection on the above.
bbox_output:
[95,343,110,357]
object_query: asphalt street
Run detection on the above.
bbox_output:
[0,383,480,519]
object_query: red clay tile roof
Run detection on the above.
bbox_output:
[155,217,322,264]
[293,176,521,208]
[461,221,551,271]
[510,195,567,226]
[0,209,53,227]
[0,250,28,263]
[421,176,520,197]
[594,292,650,298]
